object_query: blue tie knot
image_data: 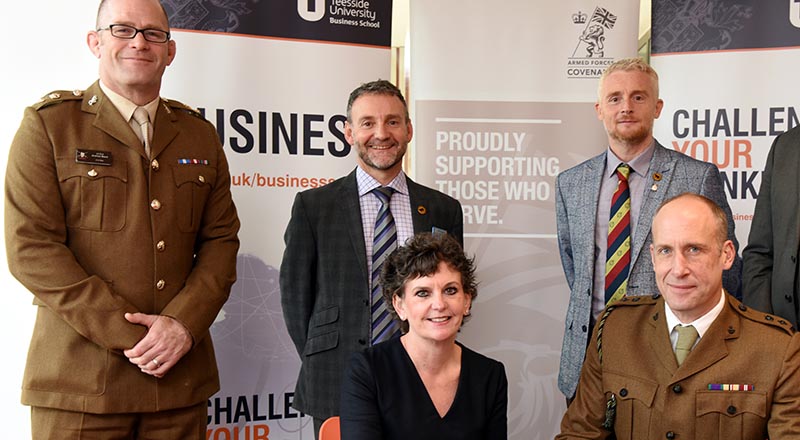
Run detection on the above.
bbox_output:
[373,186,395,204]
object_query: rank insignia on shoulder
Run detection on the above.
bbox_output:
[34,89,84,110]
[76,149,113,166]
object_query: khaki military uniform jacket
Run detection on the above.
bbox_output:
[5,82,240,413]
[558,294,800,440]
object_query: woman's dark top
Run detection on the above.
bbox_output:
[340,337,508,440]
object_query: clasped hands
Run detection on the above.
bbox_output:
[123,312,192,378]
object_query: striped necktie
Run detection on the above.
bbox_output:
[605,163,631,304]
[371,186,398,344]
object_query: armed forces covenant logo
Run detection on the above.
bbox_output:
[566,7,618,79]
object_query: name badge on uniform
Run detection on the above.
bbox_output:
[76,149,113,166]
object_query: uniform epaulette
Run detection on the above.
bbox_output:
[162,98,204,118]
[596,294,660,364]
[614,293,661,307]
[32,89,85,110]
[732,298,795,335]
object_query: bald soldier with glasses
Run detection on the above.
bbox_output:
[5,0,240,437]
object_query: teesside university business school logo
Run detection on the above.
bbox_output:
[298,0,383,29]
[566,6,619,79]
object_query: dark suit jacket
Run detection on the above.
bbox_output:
[743,125,800,328]
[279,169,463,419]
[4,82,240,413]
[558,294,800,440]
[555,142,742,398]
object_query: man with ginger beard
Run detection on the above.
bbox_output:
[279,79,463,438]
[554,57,742,402]
[5,0,240,437]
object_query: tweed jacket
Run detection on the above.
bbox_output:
[555,142,742,398]
[743,125,800,328]
[557,293,800,440]
[5,82,240,413]
[279,169,463,420]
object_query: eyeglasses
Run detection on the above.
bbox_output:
[97,24,170,43]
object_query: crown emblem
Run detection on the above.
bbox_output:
[572,11,587,24]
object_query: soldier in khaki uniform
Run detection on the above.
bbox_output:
[4,0,240,437]
[557,193,800,440]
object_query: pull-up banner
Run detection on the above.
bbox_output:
[162,1,393,438]
[651,0,800,246]
[410,1,639,438]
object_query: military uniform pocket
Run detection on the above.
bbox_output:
[172,165,216,232]
[24,306,108,396]
[695,390,767,439]
[56,157,127,231]
[605,371,658,440]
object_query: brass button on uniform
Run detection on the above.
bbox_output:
[156,240,165,251]
[150,199,161,210]
[156,279,165,290]
[151,159,160,171]
[198,175,205,183]
[87,169,98,177]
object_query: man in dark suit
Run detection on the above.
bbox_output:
[555,57,741,401]
[4,0,240,437]
[557,193,800,439]
[279,79,463,437]
[743,125,800,328]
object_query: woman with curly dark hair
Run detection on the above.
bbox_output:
[340,232,508,439]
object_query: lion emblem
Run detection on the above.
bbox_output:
[579,24,605,57]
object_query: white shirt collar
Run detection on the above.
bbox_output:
[356,166,408,197]
[665,289,726,340]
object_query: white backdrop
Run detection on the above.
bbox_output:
[2,3,100,437]
[1,1,390,437]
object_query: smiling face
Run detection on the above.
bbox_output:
[87,0,176,104]
[595,69,663,158]
[650,195,735,323]
[392,261,472,345]
[345,93,412,184]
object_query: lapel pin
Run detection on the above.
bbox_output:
[88,95,98,106]
[417,206,427,215]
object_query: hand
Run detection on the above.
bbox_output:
[123,313,192,378]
